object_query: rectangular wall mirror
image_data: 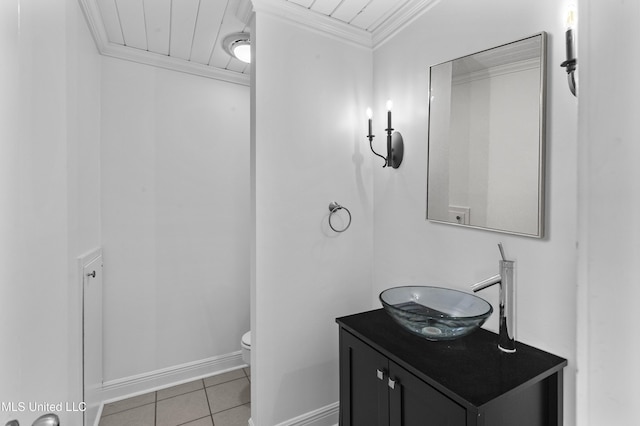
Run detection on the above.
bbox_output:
[427,32,547,238]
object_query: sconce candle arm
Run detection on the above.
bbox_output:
[565,66,577,96]
[365,102,403,169]
[560,59,577,96]
[560,26,577,96]
[367,134,388,167]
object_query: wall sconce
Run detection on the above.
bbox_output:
[560,5,577,96]
[366,100,404,168]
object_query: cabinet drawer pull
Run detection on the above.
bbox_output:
[388,378,396,389]
[376,369,385,380]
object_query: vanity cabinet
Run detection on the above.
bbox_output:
[337,309,567,426]
[341,330,465,426]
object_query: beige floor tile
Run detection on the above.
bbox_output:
[205,378,250,414]
[101,392,156,416]
[212,404,251,426]
[99,403,155,426]
[181,416,214,426]
[203,368,246,387]
[157,379,204,401]
[156,390,210,426]
[99,371,252,426]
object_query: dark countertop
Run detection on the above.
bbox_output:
[336,309,567,408]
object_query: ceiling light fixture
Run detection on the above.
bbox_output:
[223,32,251,64]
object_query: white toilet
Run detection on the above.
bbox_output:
[241,331,251,365]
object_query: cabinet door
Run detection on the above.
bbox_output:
[340,330,390,426]
[388,361,466,426]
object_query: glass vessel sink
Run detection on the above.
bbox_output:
[379,286,493,341]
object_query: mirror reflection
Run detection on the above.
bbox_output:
[427,33,546,237]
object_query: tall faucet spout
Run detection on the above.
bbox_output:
[471,257,516,353]
[471,274,502,292]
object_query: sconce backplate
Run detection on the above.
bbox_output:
[389,131,404,168]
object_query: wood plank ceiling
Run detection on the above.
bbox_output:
[82,0,426,85]
[95,0,252,75]
[286,0,409,32]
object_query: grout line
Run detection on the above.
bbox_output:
[176,414,212,426]
[157,382,206,402]
[204,376,249,389]
[100,373,251,424]
[203,378,213,416]
[100,400,156,418]
[213,401,251,415]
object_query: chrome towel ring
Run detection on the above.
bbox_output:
[328,201,351,233]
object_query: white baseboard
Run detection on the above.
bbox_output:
[100,357,337,426]
[100,351,246,403]
[270,402,339,426]
[91,404,103,426]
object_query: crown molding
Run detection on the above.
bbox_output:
[102,43,251,86]
[252,0,373,49]
[251,0,439,51]
[77,0,109,53]
[78,0,437,81]
[372,0,441,49]
[77,0,250,86]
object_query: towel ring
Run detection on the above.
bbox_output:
[328,201,351,233]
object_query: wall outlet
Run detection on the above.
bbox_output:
[448,206,471,225]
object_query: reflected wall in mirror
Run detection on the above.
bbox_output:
[427,33,547,238]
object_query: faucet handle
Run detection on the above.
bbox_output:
[498,243,507,261]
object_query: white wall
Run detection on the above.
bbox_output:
[66,0,103,418]
[0,0,101,425]
[251,10,374,426]
[372,1,578,425]
[100,58,250,381]
[577,0,640,424]
[8,2,636,425]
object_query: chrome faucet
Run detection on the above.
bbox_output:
[471,243,516,353]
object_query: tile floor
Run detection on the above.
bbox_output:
[99,367,251,426]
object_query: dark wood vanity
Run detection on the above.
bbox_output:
[337,309,567,426]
